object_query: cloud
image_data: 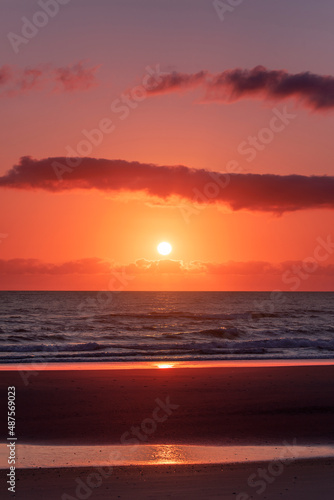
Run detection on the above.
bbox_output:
[147,70,207,95]
[0,65,12,86]
[53,62,100,92]
[0,258,111,275]
[145,66,334,112]
[0,258,333,277]
[1,156,334,213]
[0,62,98,97]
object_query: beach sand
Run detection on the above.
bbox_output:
[1,363,333,445]
[0,362,334,498]
[9,459,334,499]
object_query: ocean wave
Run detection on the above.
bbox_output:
[193,327,241,339]
[2,333,70,342]
[1,337,334,355]
[95,311,254,321]
[0,342,102,353]
[1,292,334,363]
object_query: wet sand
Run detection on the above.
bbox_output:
[10,458,334,500]
[0,362,334,499]
[0,363,333,445]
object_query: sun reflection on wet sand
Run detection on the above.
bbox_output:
[2,443,334,469]
[149,444,187,464]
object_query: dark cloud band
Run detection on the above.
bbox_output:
[146,66,334,111]
[1,156,334,213]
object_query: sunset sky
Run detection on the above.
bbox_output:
[1,0,334,290]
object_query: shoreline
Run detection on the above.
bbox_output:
[1,358,334,371]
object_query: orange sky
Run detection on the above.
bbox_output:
[0,0,333,290]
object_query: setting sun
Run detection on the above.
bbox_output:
[157,242,172,256]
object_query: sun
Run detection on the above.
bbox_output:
[157,241,172,256]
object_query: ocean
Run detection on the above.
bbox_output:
[0,291,333,364]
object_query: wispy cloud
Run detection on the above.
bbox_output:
[53,62,99,92]
[145,66,334,112]
[1,156,334,214]
[0,258,111,275]
[0,61,99,97]
[147,70,207,95]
